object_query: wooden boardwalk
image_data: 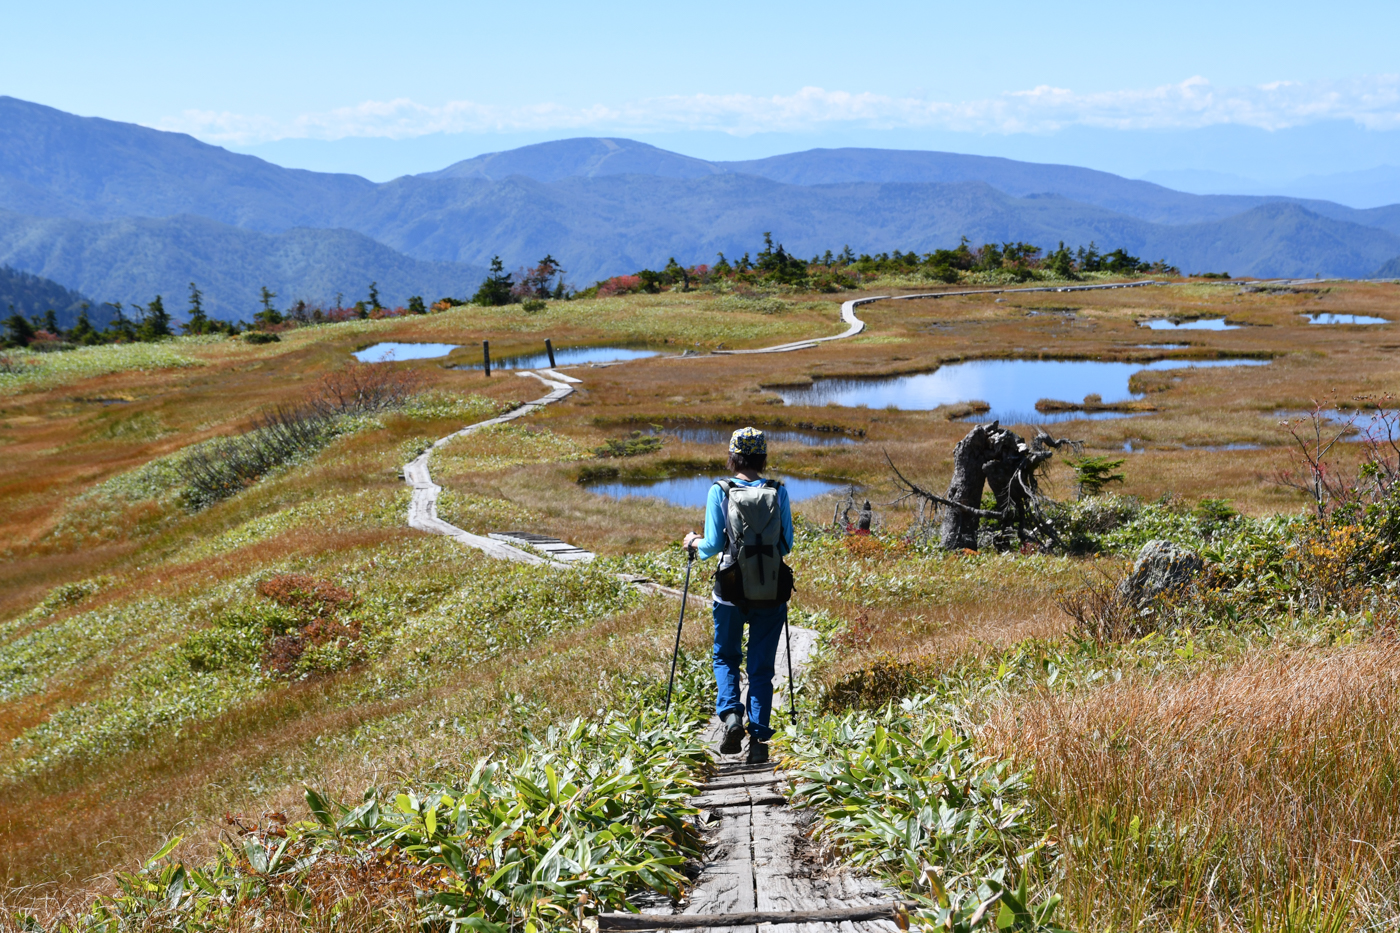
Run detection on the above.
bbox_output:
[600,626,901,932]
[403,300,915,926]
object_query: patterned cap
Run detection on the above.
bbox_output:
[729,426,767,456]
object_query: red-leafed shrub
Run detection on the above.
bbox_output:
[256,573,355,617]
[597,275,643,298]
[254,573,362,676]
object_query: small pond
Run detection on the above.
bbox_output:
[1135,344,1188,349]
[1123,440,1261,453]
[353,342,459,362]
[773,358,1270,423]
[458,346,659,370]
[640,422,856,447]
[586,474,847,508]
[1323,409,1396,441]
[1306,313,1388,325]
[1139,318,1240,330]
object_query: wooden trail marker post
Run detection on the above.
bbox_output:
[545,338,557,368]
[482,340,491,377]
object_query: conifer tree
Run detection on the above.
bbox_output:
[3,306,35,347]
[255,287,282,326]
[41,309,59,335]
[105,303,137,342]
[138,295,173,340]
[69,305,97,344]
[472,257,514,307]
[183,282,209,335]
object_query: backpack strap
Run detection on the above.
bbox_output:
[714,479,737,559]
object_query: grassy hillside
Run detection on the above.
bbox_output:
[5,279,1400,929]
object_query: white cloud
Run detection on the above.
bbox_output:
[161,75,1400,145]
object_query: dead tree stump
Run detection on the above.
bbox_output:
[890,421,1079,552]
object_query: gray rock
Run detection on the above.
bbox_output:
[1119,539,1204,608]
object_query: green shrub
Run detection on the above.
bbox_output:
[594,431,663,458]
[1069,455,1126,497]
[520,298,548,312]
[178,604,294,672]
[243,331,280,344]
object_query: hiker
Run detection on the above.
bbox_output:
[682,427,794,764]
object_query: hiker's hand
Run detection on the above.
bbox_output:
[682,532,701,551]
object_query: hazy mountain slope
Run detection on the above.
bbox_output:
[1,98,1396,285]
[1301,202,1400,238]
[351,175,1151,274]
[0,264,111,327]
[715,148,1281,225]
[1140,203,1400,279]
[425,137,722,182]
[417,139,1397,228]
[0,96,373,230]
[0,210,485,319]
[1375,255,1400,278]
[351,175,1395,280]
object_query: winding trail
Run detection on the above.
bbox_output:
[401,297,873,564]
[400,281,1164,929]
[401,279,1164,563]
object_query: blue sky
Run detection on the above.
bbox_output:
[4,0,1400,185]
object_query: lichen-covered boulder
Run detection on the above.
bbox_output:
[1119,539,1204,608]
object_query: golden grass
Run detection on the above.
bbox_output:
[980,642,1400,930]
[5,280,1400,922]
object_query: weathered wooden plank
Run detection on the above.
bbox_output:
[699,775,782,793]
[695,794,786,810]
[597,903,914,929]
[684,804,754,916]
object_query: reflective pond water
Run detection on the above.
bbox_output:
[353,342,460,362]
[458,346,659,369]
[1321,409,1397,441]
[1306,313,1388,325]
[1140,318,1240,330]
[585,474,848,508]
[773,358,1271,423]
[640,422,856,447]
[1123,440,1261,453]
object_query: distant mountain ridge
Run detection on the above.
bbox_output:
[2,95,1400,307]
[0,209,486,318]
[0,264,112,328]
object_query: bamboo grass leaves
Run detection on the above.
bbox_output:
[785,703,1067,932]
[79,713,712,932]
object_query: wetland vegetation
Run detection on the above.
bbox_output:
[4,275,1400,930]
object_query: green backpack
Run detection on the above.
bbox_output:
[714,478,795,607]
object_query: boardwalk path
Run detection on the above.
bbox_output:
[403,280,1161,565]
[654,624,901,933]
[401,281,1162,927]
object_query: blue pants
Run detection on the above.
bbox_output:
[712,601,788,741]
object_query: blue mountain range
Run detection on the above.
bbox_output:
[1,96,1397,318]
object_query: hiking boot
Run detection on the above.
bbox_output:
[720,712,744,754]
[745,738,769,765]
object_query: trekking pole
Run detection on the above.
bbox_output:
[784,616,798,727]
[663,545,697,721]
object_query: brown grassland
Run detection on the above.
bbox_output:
[2,277,1400,929]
